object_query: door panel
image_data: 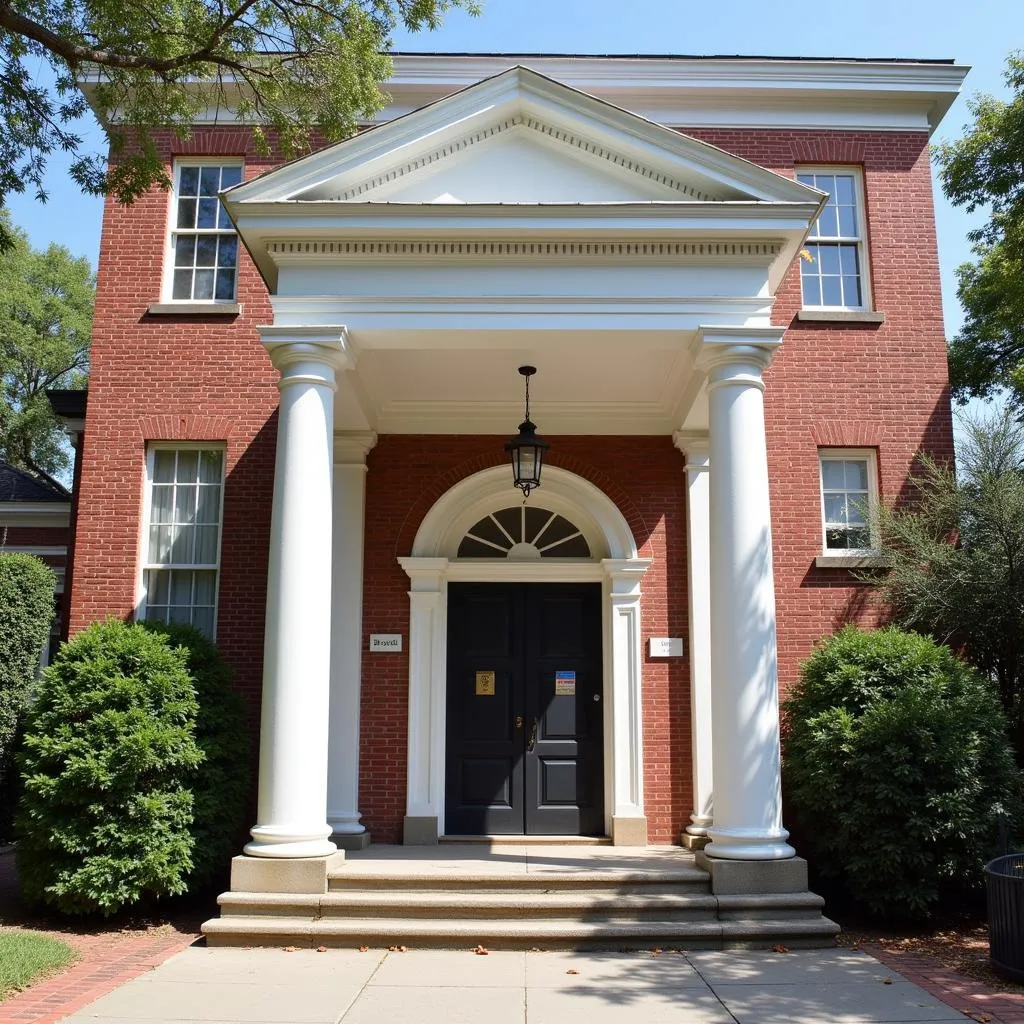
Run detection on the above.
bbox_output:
[445,582,603,836]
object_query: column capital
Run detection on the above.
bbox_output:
[260,325,354,376]
[334,432,377,466]
[399,556,449,592]
[692,325,785,380]
[601,558,653,598]
[673,430,710,467]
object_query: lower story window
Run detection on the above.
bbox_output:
[819,449,879,553]
[141,446,225,637]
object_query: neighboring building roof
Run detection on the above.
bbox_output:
[0,461,70,503]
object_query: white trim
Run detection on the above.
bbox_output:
[0,503,70,528]
[137,442,227,637]
[797,165,872,313]
[818,447,880,556]
[0,545,67,556]
[162,158,244,306]
[400,464,650,843]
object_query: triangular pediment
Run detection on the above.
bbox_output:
[226,66,820,209]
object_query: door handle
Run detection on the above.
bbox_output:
[527,717,538,753]
[514,715,524,729]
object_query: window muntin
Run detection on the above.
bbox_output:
[819,450,878,553]
[169,163,243,302]
[457,506,591,559]
[141,446,225,637]
[798,169,868,310]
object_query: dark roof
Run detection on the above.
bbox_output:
[46,388,87,420]
[0,462,70,502]
[388,52,957,64]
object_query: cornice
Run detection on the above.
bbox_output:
[265,237,784,264]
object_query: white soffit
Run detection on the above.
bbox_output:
[225,66,820,208]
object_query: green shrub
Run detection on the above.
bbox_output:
[16,620,203,915]
[0,554,56,761]
[140,622,250,889]
[783,625,1022,921]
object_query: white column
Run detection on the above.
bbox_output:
[398,557,449,843]
[603,558,653,847]
[700,328,794,861]
[245,331,349,859]
[674,432,713,842]
[326,433,377,839]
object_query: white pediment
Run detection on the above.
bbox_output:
[226,66,821,209]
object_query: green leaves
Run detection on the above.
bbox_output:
[934,53,1024,407]
[783,625,1022,921]
[0,210,92,480]
[0,0,479,242]
[16,620,203,915]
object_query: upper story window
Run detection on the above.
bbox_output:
[168,162,243,302]
[819,448,879,554]
[797,168,869,310]
[140,445,225,638]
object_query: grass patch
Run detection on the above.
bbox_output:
[0,930,76,1000]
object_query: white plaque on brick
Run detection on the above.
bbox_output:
[649,637,684,658]
[369,634,403,652]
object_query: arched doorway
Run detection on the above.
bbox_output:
[399,465,652,845]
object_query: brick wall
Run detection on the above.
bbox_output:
[70,124,953,844]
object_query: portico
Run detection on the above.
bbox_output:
[222,66,824,872]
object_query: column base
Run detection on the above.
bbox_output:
[703,825,794,861]
[244,824,337,859]
[333,831,372,851]
[683,815,712,850]
[695,850,808,894]
[611,815,648,847]
[230,851,346,894]
[404,816,439,845]
[681,832,710,851]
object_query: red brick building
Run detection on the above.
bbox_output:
[70,56,965,917]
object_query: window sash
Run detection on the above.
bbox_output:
[819,451,878,553]
[140,445,225,637]
[167,162,242,303]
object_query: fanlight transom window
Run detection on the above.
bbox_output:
[457,506,591,559]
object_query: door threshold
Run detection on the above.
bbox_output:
[440,835,612,845]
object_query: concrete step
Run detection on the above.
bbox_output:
[217,889,723,921]
[202,912,840,950]
[328,869,711,894]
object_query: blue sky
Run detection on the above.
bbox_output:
[7,0,1024,340]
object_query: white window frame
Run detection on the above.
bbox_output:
[818,448,880,556]
[137,442,227,638]
[797,165,872,312]
[162,158,244,304]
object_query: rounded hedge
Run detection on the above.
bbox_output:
[16,620,202,915]
[783,625,1023,921]
[139,622,250,889]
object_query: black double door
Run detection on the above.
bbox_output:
[445,583,604,836]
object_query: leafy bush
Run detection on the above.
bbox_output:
[16,620,202,915]
[783,625,1023,921]
[140,622,250,889]
[0,554,56,762]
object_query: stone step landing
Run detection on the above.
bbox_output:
[202,845,840,950]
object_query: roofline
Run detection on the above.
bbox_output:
[386,52,958,64]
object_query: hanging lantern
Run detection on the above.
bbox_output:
[505,365,549,499]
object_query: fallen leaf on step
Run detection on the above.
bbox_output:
[772,945,789,954]
[882,978,893,985]
[473,944,490,955]
[566,969,580,975]
[650,948,663,956]
[282,946,298,953]
[388,945,408,953]
[358,946,369,953]
[316,946,327,953]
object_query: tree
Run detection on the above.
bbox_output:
[934,53,1024,407]
[0,0,479,251]
[0,211,92,481]
[869,411,1024,750]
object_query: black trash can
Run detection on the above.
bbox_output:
[986,853,1024,981]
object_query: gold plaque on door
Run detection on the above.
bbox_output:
[475,671,496,696]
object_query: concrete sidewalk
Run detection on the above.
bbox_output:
[56,945,969,1023]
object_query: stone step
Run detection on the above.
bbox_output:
[328,869,711,894]
[202,912,840,950]
[217,889,724,921]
